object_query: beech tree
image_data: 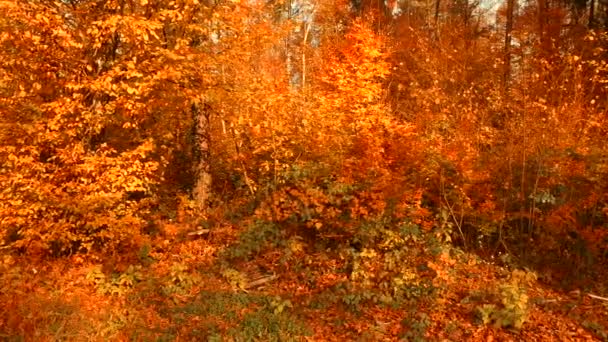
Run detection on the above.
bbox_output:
[0,0,282,254]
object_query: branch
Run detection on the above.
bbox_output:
[187,229,210,237]
[246,275,277,289]
[443,194,467,249]
[587,293,608,302]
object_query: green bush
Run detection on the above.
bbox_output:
[475,269,536,330]
[224,221,282,260]
[86,265,143,296]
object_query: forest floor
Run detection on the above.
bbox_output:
[1,216,607,341]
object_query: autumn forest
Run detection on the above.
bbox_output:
[1,0,607,340]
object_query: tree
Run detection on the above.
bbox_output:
[0,0,278,254]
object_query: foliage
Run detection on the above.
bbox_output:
[1,0,608,339]
[162,262,200,297]
[310,217,441,314]
[582,320,608,341]
[0,0,165,256]
[474,269,537,330]
[228,296,307,341]
[86,265,143,296]
[137,243,155,266]
[0,0,281,256]
[224,221,282,261]
[345,220,437,304]
[221,267,249,291]
[170,291,309,341]
[401,312,431,342]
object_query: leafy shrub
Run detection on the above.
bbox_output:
[474,269,536,329]
[401,312,431,342]
[220,268,248,291]
[137,243,155,266]
[162,263,200,296]
[582,320,608,341]
[86,265,143,296]
[224,221,282,260]
[170,291,309,341]
[341,291,374,312]
[319,217,440,312]
[228,296,309,341]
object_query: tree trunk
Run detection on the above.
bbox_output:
[431,0,441,40]
[589,0,596,27]
[192,101,212,210]
[538,0,551,54]
[503,0,516,92]
[435,0,441,27]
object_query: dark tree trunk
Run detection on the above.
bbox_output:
[503,0,516,92]
[589,0,596,27]
[538,0,550,54]
[435,0,441,27]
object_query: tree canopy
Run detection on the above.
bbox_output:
[1,0,607,339]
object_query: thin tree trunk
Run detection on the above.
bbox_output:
[435,0,441,27]
[286,0,293,87]
[538,0,551,54]
[302,21,310,89]
[538,0,544,47]
[503,0,515,92]
[463,0,471,47]
[589,0,596,27]
[192,101,212,209]
[301,7,315,89]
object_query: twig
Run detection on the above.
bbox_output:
[443,194,467,249]
[230,125,255,196]
[187,229,210,237]
[246,275,277,289]
[587,293,608,302]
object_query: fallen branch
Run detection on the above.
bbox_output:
[246,275,277,289]
[187,229,210,237]
[587,293,608,302]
